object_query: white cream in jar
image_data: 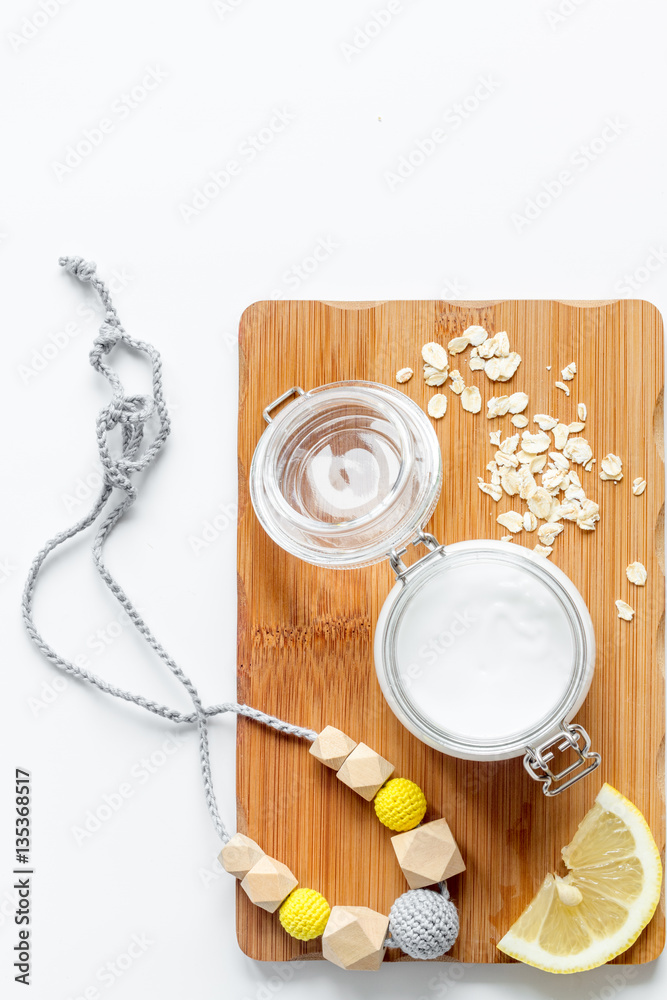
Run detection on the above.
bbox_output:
[394,557,576,741]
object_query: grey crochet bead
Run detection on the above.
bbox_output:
[388,884,459,960]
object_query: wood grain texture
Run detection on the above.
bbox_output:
[236,300,665,964]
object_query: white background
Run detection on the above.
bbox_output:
[1,0,665,998]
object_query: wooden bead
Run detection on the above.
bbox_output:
[309,726,357,770]
[321,905,389,971]
[240,856,298,913]
[218,834,265,880]
[391,818,466,889]
[336,743,394,801]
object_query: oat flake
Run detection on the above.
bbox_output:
[615,599,635,622]
[626,561,647,586]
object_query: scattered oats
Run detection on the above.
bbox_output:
[527,487,556,520]
[448,335,469,354]
[422,342,448,370]
[449,370,465,394]
[461,385,482,413]
[499,433,520,454]
[546,365,552,371]
[523,511,538,531]
[632,477,647,496]
[486,460,499,474]
[469,356,486,371]
[561,362,577,381]
[424,364,448,386]
[508,391,529,413]
[568,470,581,487]
[491,468,502,486]
[501,534,514,543]
[584,458,596,473]
[564,483,586,502]
[427,394,448,418]
[538,522,564,546]
[478,479,502,502]
[518,466,538,500]
[615,599,635,622]
[553,423,570,450]
[496,450,520,468]
[563,437,593,465]
[395,367,414,383]
[497,510,524,533]
[487,395,512,418]
[501,469,521,496]
[568,421,586,433]
[555,380,570,395]
[511,414,529,428]
[577,498,600,530]
[534,413,559,431]
[626,561,647,586]
[554,499,581,522]
[542,467,568,492]
[550,452,570,471]
[534,544,553,558]
[489,430,502,446]
[521,430,551,454]
[599,453,623,482]
[485,352,521,382]
[494,332,511,357]
[577,402,587,422]
[464,325,488,347]
[527,454,547,474]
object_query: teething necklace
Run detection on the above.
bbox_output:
[22,258,465,969]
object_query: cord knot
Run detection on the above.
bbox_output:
[94,321,121,354]
[107,393,155,428]
[59,256,97,282]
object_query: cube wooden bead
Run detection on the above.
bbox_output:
[240,856,298,913]
[391,818,466,889]
[218,833,265,880]
[309,726,357,771]
[321,905,389,971]
[336,743,394,801]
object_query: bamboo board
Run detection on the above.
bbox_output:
[236,300,665,964]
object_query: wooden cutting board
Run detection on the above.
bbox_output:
[236,300,665,965]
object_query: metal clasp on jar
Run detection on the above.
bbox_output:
[262,386,307,423]
[524,722,601,796]
[389,530,445,583]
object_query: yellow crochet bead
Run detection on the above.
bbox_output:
[278,888,331,941]
[373,778,427,832]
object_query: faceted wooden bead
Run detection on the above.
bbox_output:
[240,856,298,913]
[391,818,466,889]
[321,905,389,971]
[218,833,265,880]
[309,726,357,771]
[336,743,394,801]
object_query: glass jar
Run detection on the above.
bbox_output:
[249,381,600,795]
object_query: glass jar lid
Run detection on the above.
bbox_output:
[375,539,596,761]
[250,381,442,568]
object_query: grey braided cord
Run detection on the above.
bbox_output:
[21,257,317,845]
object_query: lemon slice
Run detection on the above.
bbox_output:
[497,783,662,973]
